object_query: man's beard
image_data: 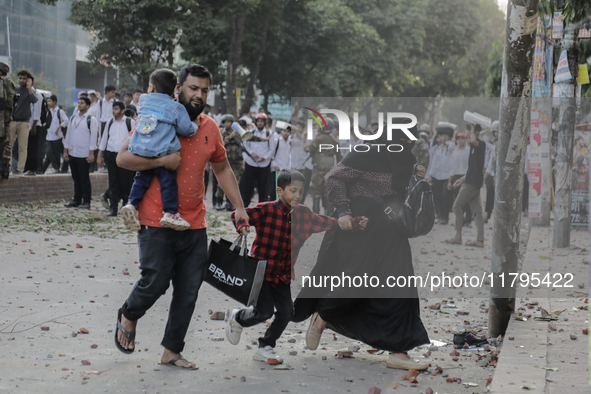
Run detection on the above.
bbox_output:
[178,91,204,121]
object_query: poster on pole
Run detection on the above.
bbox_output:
[528,110,551,217]
[555,50,572,83]
[552,11,564,38]
[571,125,591,226]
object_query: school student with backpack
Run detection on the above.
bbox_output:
[63,97,98,209]
[40,95,68,174]
[97,101,135,216]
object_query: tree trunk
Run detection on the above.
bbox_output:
[225,13,247,118]
[553,26,579,248]
[241,7,271,115]
[489,0,539,339]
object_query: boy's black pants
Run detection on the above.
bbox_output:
[236,281,293,348]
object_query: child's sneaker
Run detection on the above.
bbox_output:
[120,203,141,231]
[160,212,190,231]
[225,308,243,345]
[253,345,283,364]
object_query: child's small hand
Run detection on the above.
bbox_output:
[359,216,369,228]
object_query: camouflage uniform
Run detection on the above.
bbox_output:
[411,139,430,169]
[0,71,16,178]
[308,132,342,213]
[216,126,244,202]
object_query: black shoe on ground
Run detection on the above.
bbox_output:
[64,200,81,208]
[100,193,110,210]
[107,209,117,217]
[225,203,235,212]
[215,202,224,211]
[453,332,488,347]
[78,202,91,209]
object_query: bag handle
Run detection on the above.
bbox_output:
[229,233,249,257]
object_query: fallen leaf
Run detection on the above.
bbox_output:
[76,243,83,248]
[79,328,89,334]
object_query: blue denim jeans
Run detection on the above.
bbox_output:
[128,166,179,214]
[121,226,207,353]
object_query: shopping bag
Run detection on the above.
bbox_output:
[205,234,267,307]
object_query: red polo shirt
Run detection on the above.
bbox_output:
[132,113,226,229]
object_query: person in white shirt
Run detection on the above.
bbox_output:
[41,95,69,174]
[131,89,142,110]
[239,113,273,206]
[63,97,98,209]
[447,132,472,227]
[94,85,116,172]
[87,92,100,118]
[426,128,455,225]
[23,79,44,175]
[268,122,291,200]
[97,101,136,216]
[97,85,116,135]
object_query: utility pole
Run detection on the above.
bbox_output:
[489,0,539,338]
[553,23,578,248]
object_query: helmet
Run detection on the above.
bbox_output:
[323,118,334,133]
[0,62,9,75]
[491,120,499,132]
[254,113,268,120]
[419,123,431,132]
[221,114,235,123]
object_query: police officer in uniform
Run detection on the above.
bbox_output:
[216,114,244,211]
[0,62,16,179]
[305,118,342,214]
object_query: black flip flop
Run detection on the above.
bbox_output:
[115,308,135,354]
[160,355,199,370]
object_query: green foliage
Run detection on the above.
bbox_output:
[66,0,201,89]
[485,41,504,97]
[39,0,506,99]
[540,0,591,23]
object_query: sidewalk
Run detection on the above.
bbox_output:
[491,226,590,393]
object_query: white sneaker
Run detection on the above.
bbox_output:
[253,345,283,364]
[225,308,243,345]
[120,203,141,231]
[160,212,190,231]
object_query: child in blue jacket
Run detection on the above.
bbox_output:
[120,68,197,231]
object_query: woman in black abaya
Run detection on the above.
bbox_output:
[293,125,430,370]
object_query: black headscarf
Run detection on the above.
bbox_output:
[341,122,417,192]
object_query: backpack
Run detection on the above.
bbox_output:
[104,117,132,149]
[359,166,435,238]
[39,96,52,128]
[56,109,67,135]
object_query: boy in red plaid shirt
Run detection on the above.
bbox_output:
[227,169,367,364]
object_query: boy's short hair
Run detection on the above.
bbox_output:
[113,101,125,111]
[123,92,133,98]
[134,89,143,94]
[150,68,177,96]
[49,94,58,103]
[277,169,305,189]
[105,85,116,93]
[79,97,91,106]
